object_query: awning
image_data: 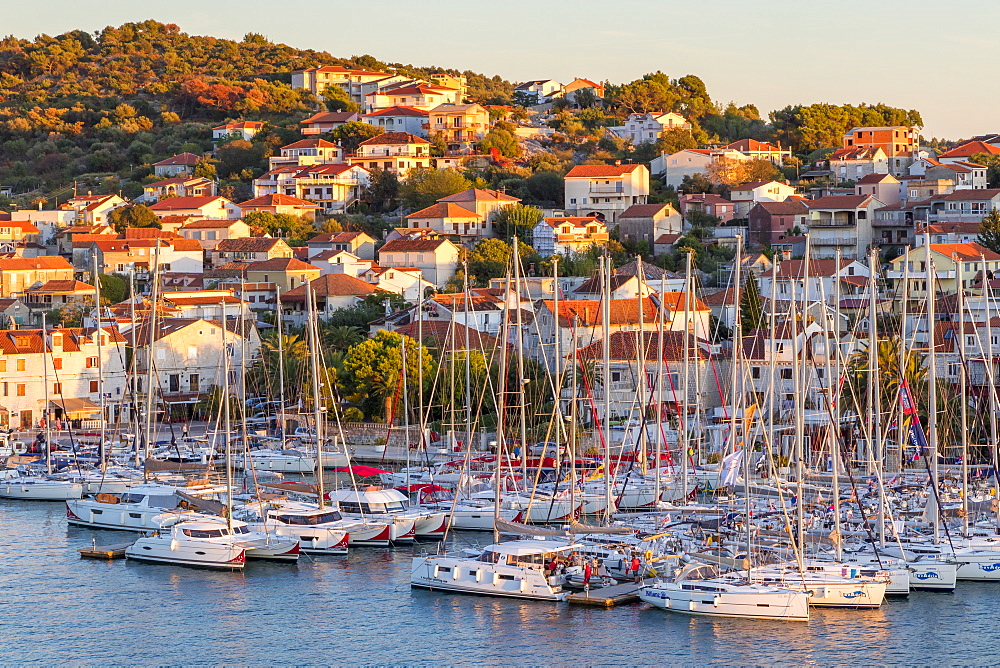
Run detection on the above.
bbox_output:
[50,397,103,415]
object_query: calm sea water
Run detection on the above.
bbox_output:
[1,499,997,665]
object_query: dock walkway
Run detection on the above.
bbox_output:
[566,579,651,607]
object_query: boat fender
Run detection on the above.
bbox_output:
[714,595,721,607]
[433,565,440,578]
[475,569,483,583]
[519,577,526,592]
[492,573,500,586]
[453,567,459,580]
[645,550,653,561]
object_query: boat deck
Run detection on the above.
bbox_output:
[566,579,651,607]
[78,542,134,560]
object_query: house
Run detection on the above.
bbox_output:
[149,196,240,220]
[237,193,321,222]
[805,195,882,259]
[759,258,870,303]
[513,80,563,104]
[564,163,649,223]
[22,280,95,321]
[211,237,293,268]
[618,112,691,144]
[842,126,918,175]
[427,103,490,153]
[748,200,809,246]
[58,194,128,226]
[178,219,252,251]
[569,330,710,423]
[282,273,383,323]
[0,220,41,245]
[242,258,322,293]
[928,189,1000,223]
[361,106,429,138]
[927,162,988,190]
[856,173,900,206]
[0,326,127,429]
[532,216,608,256]
[827,147,889,181]
[616,203,682,248]
[268,138,344,170]
[0,256,75,298]
[438,188,520,223]
[570,272,654,301]
[0,298,29,326]
[212,121,265,143]
[152,153,201,177]
[365,83,461,112]
[393,319,505,355]
[887,243,1000,299]
[678,193,736,223]
[308,250,369,277]
[348,132,433,177]
[291,65,392,103]
[254,163,368,214]
[405,202,484,242]
[937,141,1000,164]
[140,176,215,203]
[87,238,203,277]
[562,78,605,105]
[307,231,377,261]
[131,317,259,403]
[158,290,251,321]
[55,226,115,256]
[914,222,981,246]
[362,266,432,302]
[729,181,796,217]
[378,237,462,287]
[723,139,792,164]
[654,234,682,255]
[651,148,719,188]
[299,111,361,135]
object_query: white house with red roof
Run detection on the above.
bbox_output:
[306,231,376,261]
[149,196,241,220]
[153,152,201,177]
[723,139,792,164]
[140,176,215,203]
[362,265,432,302]
[361,106,429,137]
[237,193,321,222]
[532,216,609,256]
[513,80,563,104]
[58,194,128,226]
[562,78,605,105]
[805,194,883,259]
[729,180,796,217]
[564,163,649,222]
[378,237,462,287]
[348,132,432,176]
[827,146,889,181]
[364,83,460,112]
[178,219,251,251]
[616,112,691,144]
[299,111,361,135]
[268,138,344,170]
[253,164,368,213]
[937,140,1000,165]
[212,121,265,142]
[651,148,718,188]
[291,65,394,103]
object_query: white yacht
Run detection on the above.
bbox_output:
[260,501,389,549]
[747,563,887,608]
[125,515,247,570]
[65,483,228,531]
[328,487,447,542]
[639,563,809,621]
[237,449,316,473]
[0,470,84,501]
[411,539,580,601]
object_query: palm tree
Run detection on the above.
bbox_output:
[322,324,364,352]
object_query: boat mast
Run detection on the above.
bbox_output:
[463,260,472,467]
[681,250,692,502]
[830,249,843,560]
[42,312,51,475]
[794,237,810,560]
[220,298,234,531]
[306,279,325,509]
[957,253,969,536]
[493,257,513,542]
[142,244,161,467]
[868,246,885,547]
[512,238,529,489]
[981,253,1000,518]
[92,254,106,470]
[635,255,647,475]
[655,271,665,503]
[926,234,939,542]
[276,286,287,448]
[601,252,613,523]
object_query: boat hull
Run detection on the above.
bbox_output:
[640,583,809,621]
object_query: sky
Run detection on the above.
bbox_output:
[5,0,1000,140]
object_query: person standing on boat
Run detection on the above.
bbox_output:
[583,560,592,587]
[631,555,642,583]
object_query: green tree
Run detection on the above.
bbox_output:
[467,238,536,285]
[108,204,159,232]
[740,270,765,335]
[400,168,473,210]
[321,85,362,113]
[341,330,435,421]
[361,167,399,213]
[215,139,267,178]
[242,211,315,242]
[477,127,520,159]
[525,171,564,205]
[97,273,127,305]
[653,129,697,155]
[978,208,1000,254]
[491,203,543,240]
[330,121,384,152]
[322,323,364,352]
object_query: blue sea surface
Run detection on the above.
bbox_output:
[0,500,996,665]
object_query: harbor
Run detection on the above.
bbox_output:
[2,498,999,665]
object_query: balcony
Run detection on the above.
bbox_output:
[885,270,955,280]
[810,235,858,246]
[431,121,483,129]
[810,212,857,227]
[590,185,624,194]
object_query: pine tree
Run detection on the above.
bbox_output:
[978,208,1000,254]
[740,270,765,336]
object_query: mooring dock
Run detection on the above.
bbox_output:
[78,542,133,560]
[566,579,650,607]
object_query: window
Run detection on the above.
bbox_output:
[86,356,98,368]
[751,367,761,379]
[16,384,25,397]
[1,382,6,396]
[52,357,62,370]
[188,346,198,359]
[52,382,62,395]
[0,360,5,372]
[16,359,25,372]
[570,198,577,204]
[780,368,793,380]
[90,380,98,393]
